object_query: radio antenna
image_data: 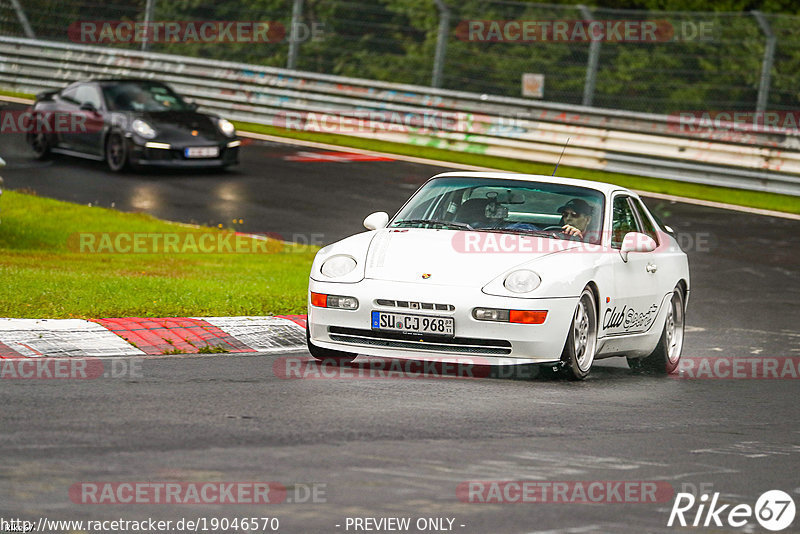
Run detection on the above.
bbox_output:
[552,137,570,176]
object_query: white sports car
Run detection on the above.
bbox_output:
[307,172,689,379]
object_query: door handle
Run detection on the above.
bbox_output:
[646,263,658,273]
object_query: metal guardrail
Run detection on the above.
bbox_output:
[1,35,799,196]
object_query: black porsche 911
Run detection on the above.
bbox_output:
[27,79,240,171]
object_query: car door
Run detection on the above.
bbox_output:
[53,85,81,150]
[602,194,664,336]
[70,83,105,156]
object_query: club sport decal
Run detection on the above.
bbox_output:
[603,303,659,332]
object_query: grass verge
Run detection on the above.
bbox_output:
[0,191,316,318]
[0,88,35,100]
[236,121,799,215]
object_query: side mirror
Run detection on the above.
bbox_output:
[620,232,656,262]
[187,101,199,111]
[79,102,97,113]
[363,211,389,230]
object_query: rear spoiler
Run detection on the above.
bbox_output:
[35,89,58,102]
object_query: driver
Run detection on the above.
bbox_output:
[557,198,593,240]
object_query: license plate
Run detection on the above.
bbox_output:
[371,311,454,337]
[184,146,219,158]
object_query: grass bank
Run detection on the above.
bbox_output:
[0,191,315,318]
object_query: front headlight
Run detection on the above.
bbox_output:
[217,118,236,137]
[132,119,156,139]
[503,270,541,294]
[321,255,357,278]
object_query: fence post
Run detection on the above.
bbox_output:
[579,5,600,107]
[141,0,156,51]
[753,11,775,114]
[431,0,451,88]
[287,0,304,70]
[9,0,35,38]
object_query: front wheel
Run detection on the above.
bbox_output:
[105,132,129,172]
[559,287,598,380]
[306,327,357,365]
[629,288,685,374]
[28,132,51,160]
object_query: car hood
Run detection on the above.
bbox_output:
[137,111,224,143]
[364,228,579,286]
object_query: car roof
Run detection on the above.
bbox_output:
[430,171,632,198]
[67,79,170,87]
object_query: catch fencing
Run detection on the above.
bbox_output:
[0,35,798,195]
[1,0,799,114]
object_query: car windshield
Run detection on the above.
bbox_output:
[390,177,605,244]
[103,82,190,112]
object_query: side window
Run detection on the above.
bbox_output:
[60,86,79,105]
[611,196,641,249]
[74,85,103,109]
[631,198,659,244]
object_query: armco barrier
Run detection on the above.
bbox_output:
[1,35,799,196]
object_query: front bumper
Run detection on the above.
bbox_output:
[308,279,578,365]
[129,139,239,168]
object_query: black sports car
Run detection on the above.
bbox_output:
[27,79,240,171]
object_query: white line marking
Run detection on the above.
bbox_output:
[685,326,707,332]
[528,525,626,534]
[239,130,485,171]
[0,94,34,104]
[655,464,740,480]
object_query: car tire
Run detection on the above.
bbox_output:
[28,132,51,160]
[558,287,598,380]
[628,287,685,374]
[105,132,129,172]
[306,327,357,365]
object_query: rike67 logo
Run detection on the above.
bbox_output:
[668,490,795,531]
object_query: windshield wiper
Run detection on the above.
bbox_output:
[479,227,555,238]
[391,219,473,230]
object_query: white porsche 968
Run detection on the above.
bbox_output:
[307,172,689,380]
